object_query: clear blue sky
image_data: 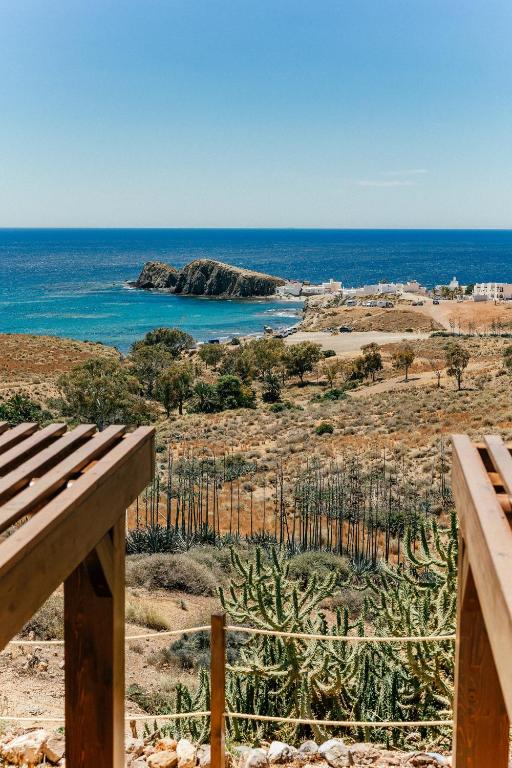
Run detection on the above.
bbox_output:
[1,0,511,228]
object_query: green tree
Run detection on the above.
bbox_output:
[392,343,415,382]
[261,372,282,403]
[198,343,224,368]
[246,337,285,378]
[132,327,194,358]
[58,357,153,429]
[156,361,195,416]
[320,358,341,389]
[216,375,255,409]
[283,342,322,385]
[219,347,255,381]
[361,342,383,382]
[445,342,470,390]
[191,381,221,413]
[130,343,173,397]
[0,393,50,426]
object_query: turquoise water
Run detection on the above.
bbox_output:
[1,228,512,351]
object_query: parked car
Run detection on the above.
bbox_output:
[345,299,357,306]
[339,325,353,333]
[208,338,220,344]
[412,300,424,306]
[433,299,440,305]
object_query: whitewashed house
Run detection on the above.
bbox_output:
[473,282,512,301]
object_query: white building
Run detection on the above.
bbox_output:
[448,276,460,290]
[301,284,325,296]
[276,281,302,297]
[473,282,512,301]
[321,279,342,294]
[402,280,428,295]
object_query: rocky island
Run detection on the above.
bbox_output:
[133,258,285,298]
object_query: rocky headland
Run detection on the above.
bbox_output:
[133,259,285,298]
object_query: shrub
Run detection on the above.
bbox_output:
[288,551,351,588]
[0,393,51,426]
[152,629,246,671]
[126,600,170,630]
[132,327,195,358]
[21,593,63,640]
[315,421,334,435]
[312,387,346,402]
[261,372,282,403]
[322,349,336,358]
[126,553,218,595]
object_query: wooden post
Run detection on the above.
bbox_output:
[452,542,509,767]
[64,516,125,768]
[210,612,226,768]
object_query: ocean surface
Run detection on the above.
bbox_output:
[1,228,512,352]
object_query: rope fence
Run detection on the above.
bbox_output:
[2,615,456,732]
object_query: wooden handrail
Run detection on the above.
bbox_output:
[0,423,155,768]
[451,434,512,767]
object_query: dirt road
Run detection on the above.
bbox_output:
[284,330,429,357]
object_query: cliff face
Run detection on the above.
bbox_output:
[174,259,285,297]
[134,261,179,290]
[134,258,285,297]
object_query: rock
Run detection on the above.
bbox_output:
[134,261,179,291]
[405,755,449,767]
[177,738,197,768]
[298,741,318,756]
[156,739,178,753]
[174,259,285,298]
[239,747,269,768]
[197,744,211,768]
[267,741,297,764]
[43,735,66,763]
[318,739,350,768]
[126,737,145,757]
[0,729,48,766]
[130,760,149,768]
[348,743,381,765]
[147,750,179,768]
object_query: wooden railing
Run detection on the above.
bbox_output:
[451,434,512,767]
[0,422,155,768]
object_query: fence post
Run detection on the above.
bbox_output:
[211,612,226,768]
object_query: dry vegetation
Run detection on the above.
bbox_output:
[301,304,443,332]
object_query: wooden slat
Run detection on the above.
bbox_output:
[211,612,226,768]
[0,423,10,435]
[451,434,512,718]
[0,424,96,503]
[484,435,512,497]
[0,425,126,534]
[0,426,154,648]
[0,423,66,476]
[0,423,38,455]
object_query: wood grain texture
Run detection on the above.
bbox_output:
[0,424,66,475]
[451,434,512,718]
[210,612,226,768]
[0,426,155,650]
[452,549,509,767]
[64,516,125,768]
[0,423,38,454]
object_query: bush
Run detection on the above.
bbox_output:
[315,421,334,435]
[312,388,346,402]
[0,393,51,426]
[288,551,351,588]
[126,553,218,595]
[126,600,170,631]
[152,629,246,671]
[322,349,336,358]
[269,400,298,413]
[21,593,63,640]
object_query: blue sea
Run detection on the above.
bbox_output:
[1,228,512,352]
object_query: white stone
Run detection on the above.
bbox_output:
[126,737,145,756]
[156,739,178,753]
[318,738,350,768]
[177,738,197,768]
[1,729,48,766]
[43,735,66,763]
[197,744,211,768]
[267,741,297,764]
[348,743,381,766]
[298,741,318,756]
[239,747,268,768]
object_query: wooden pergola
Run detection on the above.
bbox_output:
[0,422,154,768]
[452,434,512,767]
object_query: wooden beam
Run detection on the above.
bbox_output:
[210,612,226,768]
[65,516,125,768]
[93,532,115,596]
[0,426,154,650]
[0,424,95,503]
[453,543,509,767]
[451,434,512,718]
[0,425,126,534]
[0,423,66,475]
[484,435,512,496]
